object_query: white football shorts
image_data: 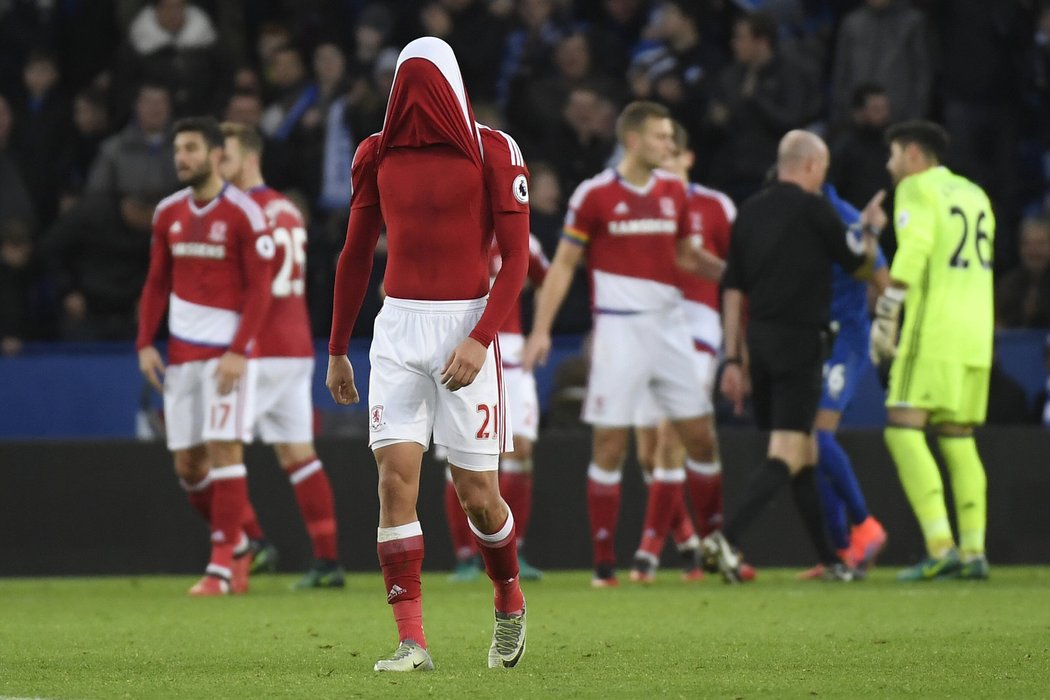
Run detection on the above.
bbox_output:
[367,296,511,471]
[634,301,720,427]
[253,356,314,444]
[164,357,258,450]
[584,303,712,427]
[498,333,539,442]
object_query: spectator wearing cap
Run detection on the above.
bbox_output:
[706,12,818,201]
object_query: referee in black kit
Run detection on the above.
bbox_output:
[702,130,882,582]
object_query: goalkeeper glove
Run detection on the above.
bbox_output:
[869,287,905,365]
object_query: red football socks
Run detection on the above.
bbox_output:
[377,523,426,648]
[287,457,338,561]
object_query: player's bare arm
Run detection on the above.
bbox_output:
[138,345,166,392]
[325,354,359,405]
[675,237,725,281]
[523,239,583,370]
[440,337,487,392]
[720,288,746,415]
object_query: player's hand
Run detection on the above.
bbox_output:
[326,355,359,405]
[869,287,905,364]
[214,351,246,396]
[860,190,888,234]
[720,361,746,416]
[138,345,166,392]
[441,337,487,392]
[522,332,551,371]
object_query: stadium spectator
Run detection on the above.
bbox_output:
[350,3,394,77]
[543,85,617,197]
[417,0,510,103]
[326,37,529,672]
[0,221,37,353]
[0,96,36,231]
[583,0,648,79]
[829,83,893,213]
[85,83,178,238]
[115,0,229,120]
[60,88,110,204]
[996,215,1050,329]
[933,0,1032,266]
[830,0,930,128]
[510,31,622,149]
[297,43,353,210]
[496,0,573,112]
[12,49,68,230]
[706,12,818,202]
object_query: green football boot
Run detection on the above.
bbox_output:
[896,549,961,581]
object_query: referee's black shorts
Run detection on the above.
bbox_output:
[746,322,826,432]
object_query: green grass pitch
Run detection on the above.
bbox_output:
[1,568,1048,699]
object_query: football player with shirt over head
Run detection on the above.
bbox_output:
[219,122,344,590]
[523,101,724,588]
[326,38,530,672]
[136,116,275,597]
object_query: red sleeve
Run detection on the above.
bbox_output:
[230,207,275,355]
[328,136,383,355]
[135,214,173,351]
[468,130,530,347]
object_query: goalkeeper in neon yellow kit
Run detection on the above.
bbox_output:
[870,121,993,581]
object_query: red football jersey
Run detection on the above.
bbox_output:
[678,182,735,310]
[490,233,550,335]
[248,186,313,358]
[137,184,274,365]
[563,168,690,313]
[328,126,530,354]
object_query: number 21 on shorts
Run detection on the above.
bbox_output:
[476,403,499,440]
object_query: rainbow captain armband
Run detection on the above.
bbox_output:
[562,226,589,246]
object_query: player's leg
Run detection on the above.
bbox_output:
[933,366,991,580]
[581,313,646,586]
[443,462,481,581]
[500,367,541,580]
[653,420,706,579]
[373,441,433,671]
[588,426,630,586]
[884,357,961,580]
[273,440,344,588]
[500,437,540,579]
[629,395,674,583]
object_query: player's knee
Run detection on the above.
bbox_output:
[593,429,629,467]
[206,440,243,468]
[377,469,415,507]
[680,428,714,462]
[173,448,208,482]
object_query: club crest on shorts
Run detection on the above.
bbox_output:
[512,174,529,204]
[370,404,385,431]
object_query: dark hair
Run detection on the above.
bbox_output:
[25,48,58,68]
[738,12,778,48]
[137,81,171,98]
[76,86,108,112]
[220,121,264,155]
[616,100,670,143]
[851,82,887,110]
[663,0,699,24]
[886,120,950,163]
[173,116,224,150]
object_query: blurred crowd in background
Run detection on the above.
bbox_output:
[3,0,1050,356]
